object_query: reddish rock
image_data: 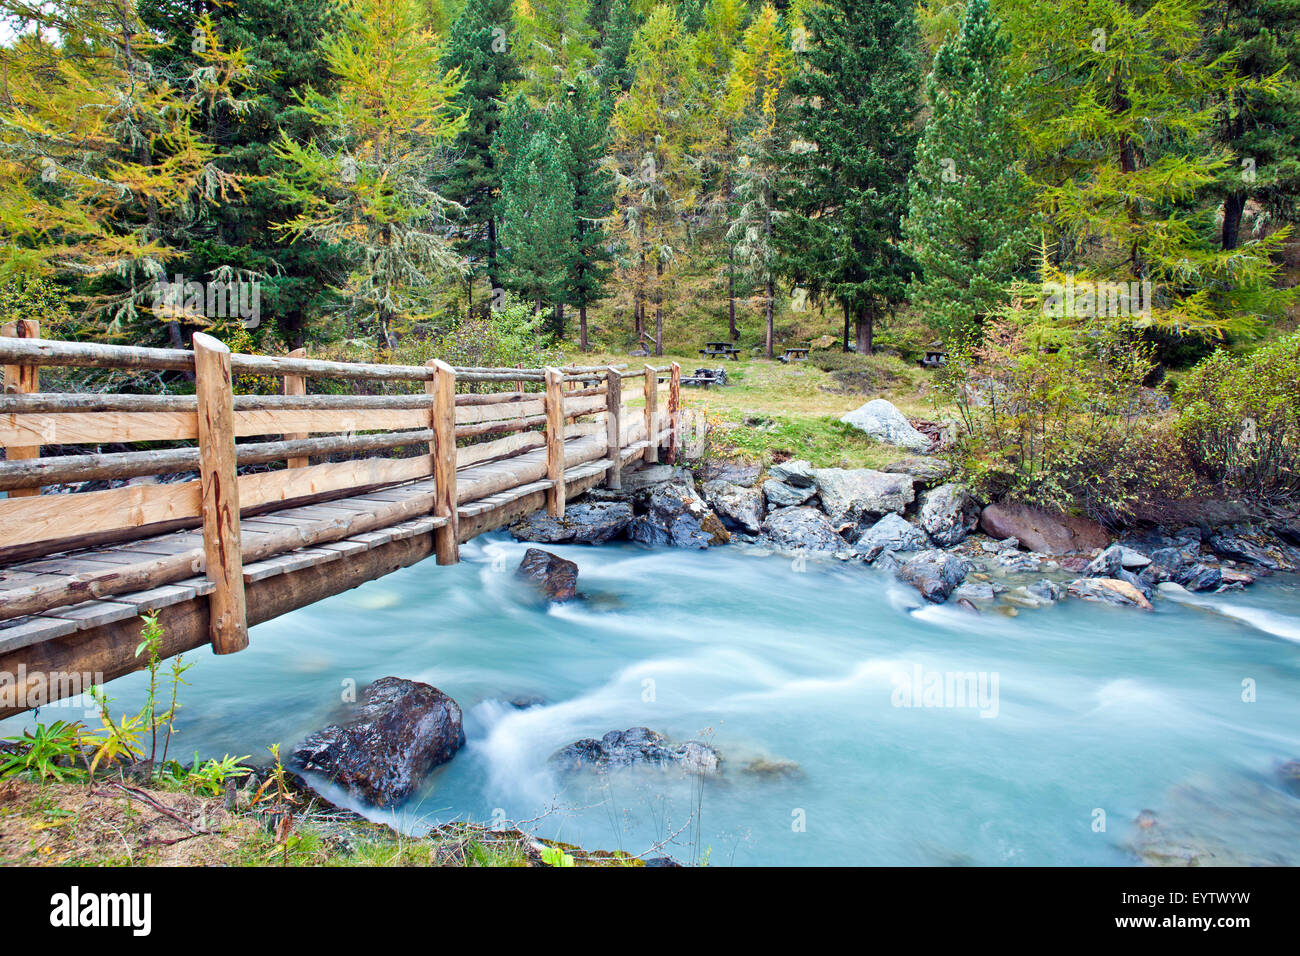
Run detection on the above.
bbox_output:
[979,503,1109,555]
[516,548,579,602]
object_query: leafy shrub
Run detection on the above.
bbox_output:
[939,315,1195,522]
[808,349,909,393]
[1175,333,1300,492]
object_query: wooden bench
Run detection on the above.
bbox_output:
[780,347,810,363]
[699,341,741,361]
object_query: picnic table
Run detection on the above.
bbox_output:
[700,340,741,361]
[780,347,810,363]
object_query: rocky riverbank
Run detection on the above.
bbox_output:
[507,448,1300,619]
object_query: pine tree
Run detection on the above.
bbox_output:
[273,0,465,346]
[439,0,520,307]
[498,128,578,331]
[776,0,922,354]
[1204,0,1300,249]
[552,77,616,349]
[598,0,639,92]
[513,0,598,102]
[902,0,1034,341]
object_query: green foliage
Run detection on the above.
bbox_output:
[1175,333,1300,491]
[538,843,577,866]
[902,0,1035,341]
[186,753,255,796]
[1,721,86,783]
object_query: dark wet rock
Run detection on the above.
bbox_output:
[1273,518,1300,548]
[762,478,816,508]
[878,456,954,490]
[509,695,546,710]
[701,479,764,535]
[552,727,721,775]
[854,512,928,562]
[979,502,1110,554]
[919,483,980,547]
[1084,543,1151,577]
[896,549,971,603]
[767,459,816,488]
[628,481,730,549]
[952,580,996,602]
[1179,564,1223,592]
[290,677,465,808]
[516,548,579,602]
[811,468,915,524]
[1208,532,1280,571]
[957,598,980,614]
[509,501,633,545]
[698,461,761,487]
[1138,547,1196,587]
[760,506,846,554]
[1066,577,1152,609]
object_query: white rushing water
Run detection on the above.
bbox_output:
[6,535,1300,865]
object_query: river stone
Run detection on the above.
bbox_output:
[840,399,932,452]
[628,481,730,549]
[516,548,579,601]
[700,461,761,487]
[896,550,971,603]
[1137,546,1194,587]
[812,468,915,524]
[854,512,928,562]
[763,478,816,508]
[952,581,996,602]
[1208,533,1281,571]
[878,456,954,489]
[1179,564,1223,592]
[919,483,980,547]
[767,459,816,488]
[1066,577,1153,610]
[1084,544,1152,577]
[761,506,846,554]
[290,677,465,808]
[701,479,764,535]
[978,502,1110,554]
[508,501,633,545]
[621,464,697,494]
[552,727,721,775]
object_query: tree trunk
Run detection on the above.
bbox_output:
[579,302,589,351]
[764,277,774,360]
[654,258,663,356]
[854,305,874,356]
[554,302,565,340]
[728,252,738,341]
[842,302,851,352]
[1222,191,1247,250]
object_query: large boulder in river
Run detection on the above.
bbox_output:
[919,483,980,547]
[811,468,915,524]
[1066,577,1152,610]
[840,399,932,452]
[896,550,971,603]
[290,677,465,808]
[701,479,764,535]
[628,481,730,549]
[552,727,721,775]
[516,548,579,602]
[978,502,1109,554]
[761,506,846,554]
[509,501,633,545]
[854,512,928,562]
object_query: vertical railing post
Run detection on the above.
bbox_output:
[283,346,309,469]
[544,366,566,517]
[193,332,248,655]
[2,319,40,497]
[605,366,622,490]
[643,365,658,465]
[427,359,459,564]
[667,361,681,464]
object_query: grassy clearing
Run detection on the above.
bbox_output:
[568,347,949,470]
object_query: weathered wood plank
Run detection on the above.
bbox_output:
[429,359,458,565]
[2,319,40,496]
[544,367,566,518]
[284,347,310,468]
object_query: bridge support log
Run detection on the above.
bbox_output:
[283,347,310,468]
[605,367,622,489]
[2,319,40,497]
[667,362,681,464]
[193,332,248,655]
[544,367,566,517]
[643,365,658,465]
[428,359,459,564]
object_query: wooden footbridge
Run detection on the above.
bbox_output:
[0,323,681,717]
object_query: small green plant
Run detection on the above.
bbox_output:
[538,844,575,867]
[187,753,253,796]
[0,720,86,782]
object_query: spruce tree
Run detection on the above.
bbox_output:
[439,0,520,308]
[902,0,1034,341]
[552,77,616,350]
[498,128,577,332]
[776,0,922,354]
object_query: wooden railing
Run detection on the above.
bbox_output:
[0,327,680,654]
